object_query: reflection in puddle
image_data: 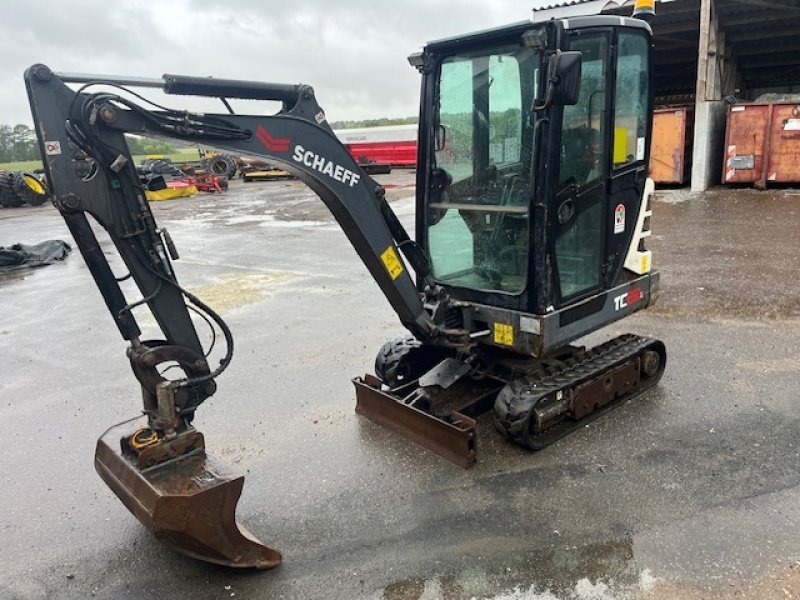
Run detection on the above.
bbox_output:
[369,539,658,600]
[375,570,659,600]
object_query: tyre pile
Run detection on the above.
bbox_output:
[138,158,185,177]
[137,156,232,196]
[0,171,50,208]
[202,154,237,179]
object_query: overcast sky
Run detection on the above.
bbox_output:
[3,0,562,127]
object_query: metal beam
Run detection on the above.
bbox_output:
[723,0,800,14]
[734,39,800,56]
[740,63,800,81]
[653,20,701,35]
[655,50,699,65]
[738,55,800,69]
[655,34,700,49]
[720,11,794,28]
[742,64,800,77]
[727,26,800,43]
[741,73,800,85]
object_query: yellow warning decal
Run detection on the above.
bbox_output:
[613,127,629,164]
[493,322,514,346]
[380,245,404,280]
[640,253,651,273]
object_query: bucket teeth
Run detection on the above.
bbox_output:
[94,416,281,569]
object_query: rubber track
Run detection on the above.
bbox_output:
[493,334,666,450]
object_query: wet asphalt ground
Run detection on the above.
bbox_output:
[0,174,799,599]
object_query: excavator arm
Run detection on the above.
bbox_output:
[26,65,439,346]
[24,64,460,568]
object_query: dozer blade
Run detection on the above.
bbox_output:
[94,416,281,569]
[353,374,502,468]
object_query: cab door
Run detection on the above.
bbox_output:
[551,31,611,304]
[606,29,652,285]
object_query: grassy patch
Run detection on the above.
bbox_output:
[0,148,202,172]
[0,159,43,171]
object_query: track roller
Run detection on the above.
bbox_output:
[494,334,666,450]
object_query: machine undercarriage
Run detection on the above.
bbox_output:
[357,331,665,467]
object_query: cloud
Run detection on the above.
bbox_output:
[3,0,541,125]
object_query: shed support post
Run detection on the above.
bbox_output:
[691,0,726,192]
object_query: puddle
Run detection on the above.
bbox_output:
[223,214,280,226]
[372,571,659,600]
[368,539,646,600]
[369,541,800,599]
[0,271,30,286]
[257,217,329,228]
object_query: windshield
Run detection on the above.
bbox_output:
[426,44,540,294]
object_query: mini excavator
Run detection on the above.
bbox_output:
[25,5,664,570]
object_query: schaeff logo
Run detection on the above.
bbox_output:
[254,125,362,187]
[292,145,361,187]
[256,125,290,152]
[613,287,643,311]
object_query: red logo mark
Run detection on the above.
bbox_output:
[627,288,642,304]
[256,125,290,152]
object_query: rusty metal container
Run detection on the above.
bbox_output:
[649,107,694,185]
[723,102,800,188]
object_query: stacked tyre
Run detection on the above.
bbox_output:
[0,171,50,208]
[0,172,22,207]
[203,154,237,179]
[139,158,184,177]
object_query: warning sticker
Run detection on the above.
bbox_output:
[614,203,626,234]
[380,245,404,280]
[636,137,645,161]
[493,323,514,346]
[519,315,540,336]
[44,141,62,156]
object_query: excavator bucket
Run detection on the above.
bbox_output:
[94,416,281,569]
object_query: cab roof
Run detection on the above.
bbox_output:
[424,15,650,52]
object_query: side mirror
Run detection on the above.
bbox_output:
[550,51,582,105]
[435,124,447,151]
[536,51,582,110]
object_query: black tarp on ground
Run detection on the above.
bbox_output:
[0,240,72,272]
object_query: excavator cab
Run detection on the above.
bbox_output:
[416,17,654,320]
[24,14,663,570]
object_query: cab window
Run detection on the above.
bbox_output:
[613,32,650,168]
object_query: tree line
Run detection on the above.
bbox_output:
[0,124,39,163]
[0,117,416,163]
[124,136,175,156]
[329,116,417,130]
[0,123,181,163]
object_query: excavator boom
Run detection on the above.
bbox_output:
[24,64,460,568]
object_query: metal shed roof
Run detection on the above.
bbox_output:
[535,0,800,99]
